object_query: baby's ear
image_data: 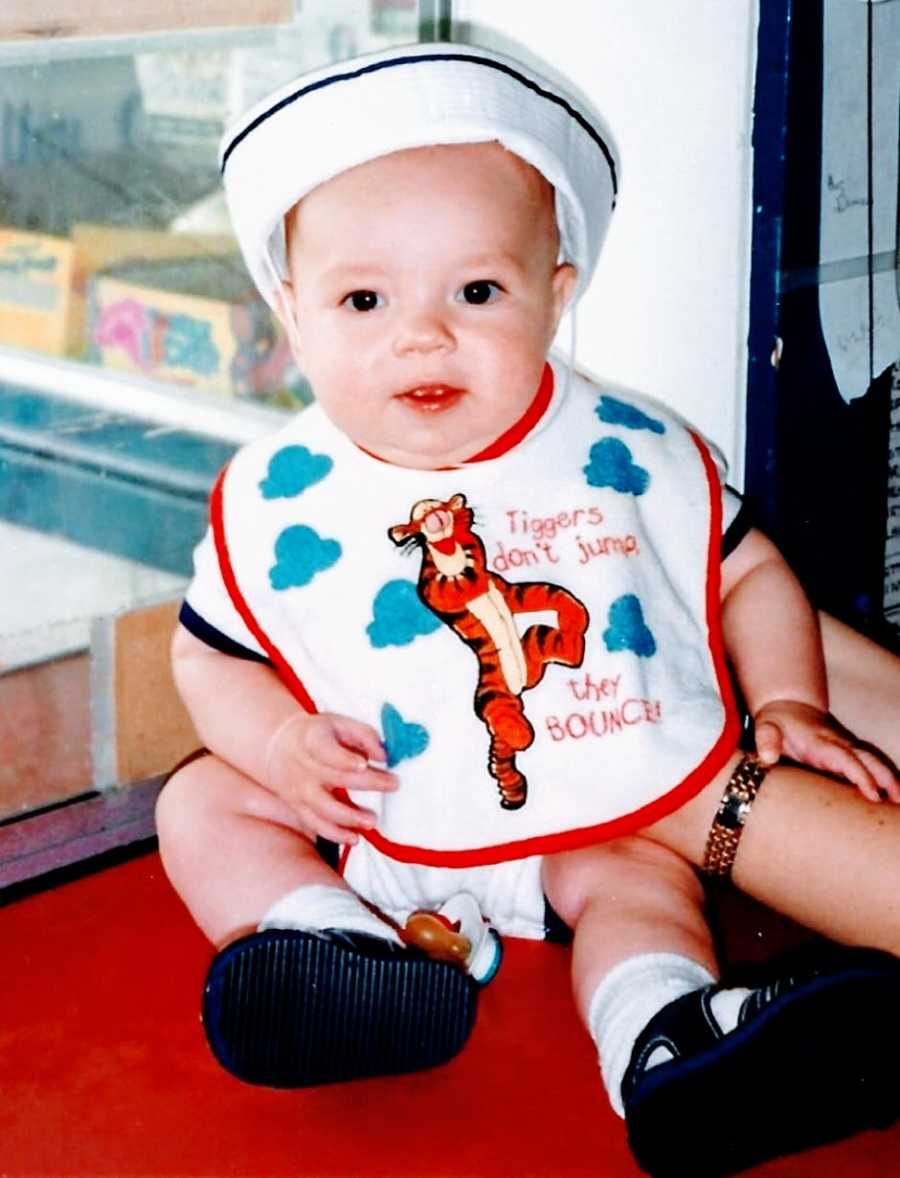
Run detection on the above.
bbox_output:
[551,262,578,322]
[273,280,304,361]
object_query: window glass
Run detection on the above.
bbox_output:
[0,0,425,818]
[1,1,421,407]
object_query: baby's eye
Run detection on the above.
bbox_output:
[457,281,502,306]
[342,290,384,312]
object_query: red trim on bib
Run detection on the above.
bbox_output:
[463,363,554,463]
[210,466,319,715]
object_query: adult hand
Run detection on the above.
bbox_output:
[753,699,900,803]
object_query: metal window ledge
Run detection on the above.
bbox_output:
[0,382,235,574]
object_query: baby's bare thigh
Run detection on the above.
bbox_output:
[543,834,705,928]
[157,750,316,841]
[645,753,900,952]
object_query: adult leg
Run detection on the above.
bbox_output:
[645,751,900,954]
[821,611,900,767]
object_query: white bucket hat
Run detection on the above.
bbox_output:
[221,41,618,311]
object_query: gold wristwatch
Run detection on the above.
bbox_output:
[702,754,770,878]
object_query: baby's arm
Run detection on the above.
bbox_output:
[720,528,900,802]
[171,626,398,843]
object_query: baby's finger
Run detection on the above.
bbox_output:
[330,714,388,765]
[343,763,400,793]
[753,720,784,767]
[855,747,900,803]
[307,815,365,847]
[310,788,378,832]
[307,723,370,775]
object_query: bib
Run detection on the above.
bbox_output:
[211,364,740,865]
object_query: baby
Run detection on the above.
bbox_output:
[156,43,900,1176]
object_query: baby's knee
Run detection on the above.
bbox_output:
[155,753,223,850]
[543,836,703,927]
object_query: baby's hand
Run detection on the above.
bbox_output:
[753,699,900,804]
[264,711,398,843]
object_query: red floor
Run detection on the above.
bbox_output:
[2,851,899,1177]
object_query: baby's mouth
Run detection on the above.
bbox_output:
[395,384,465,412]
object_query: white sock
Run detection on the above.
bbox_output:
[587,953,716,1117]
[708,985,753,1030]
[259,884,403,945]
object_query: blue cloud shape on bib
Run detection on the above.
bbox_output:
[381,702,429,768]
[584,437,650,495]
[596,395,665,434]
[603,594,657,657]
[269,525,341,590]
[367,579,441,648]
[259,445,333,499]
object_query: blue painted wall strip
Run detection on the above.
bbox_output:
[745,0,793,532]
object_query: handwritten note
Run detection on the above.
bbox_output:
[819,0,900,403]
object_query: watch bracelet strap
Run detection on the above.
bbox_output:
[702,753,770,879]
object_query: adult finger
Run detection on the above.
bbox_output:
[811,740,881,802]
[855,747,900,803]
[754,719,784,767]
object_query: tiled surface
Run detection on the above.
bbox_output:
[113,599,198,783]
[1,521,192,816]
[0,519,184,671]
[0,652,92,820]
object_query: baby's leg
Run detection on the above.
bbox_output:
[156,751,347,946]
[157,754,476,1085]
[542,836,716,1017]
[545,839,777,1108]
[543,839,726,1120]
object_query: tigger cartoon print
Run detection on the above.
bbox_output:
[389,493,589,810]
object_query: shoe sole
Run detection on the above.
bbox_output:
[627,957,900,1177]
[202,929,478,1087]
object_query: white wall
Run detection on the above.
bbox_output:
[453,0,760,484]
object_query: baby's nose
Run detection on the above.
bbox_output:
[392,307,455,357]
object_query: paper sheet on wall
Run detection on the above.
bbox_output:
[820,0,900,403]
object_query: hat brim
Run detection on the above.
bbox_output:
[221,43,618,309]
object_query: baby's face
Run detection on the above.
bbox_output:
[279,142,576,468]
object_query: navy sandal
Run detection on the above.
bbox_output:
[622,946,900,1177]
[203,927,478,1087]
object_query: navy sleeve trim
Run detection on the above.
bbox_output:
[722,498,753,560]
[178,601,273,665]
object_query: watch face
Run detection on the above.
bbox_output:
[718,792,750,831]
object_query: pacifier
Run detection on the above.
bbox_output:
[401,893,502,986]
